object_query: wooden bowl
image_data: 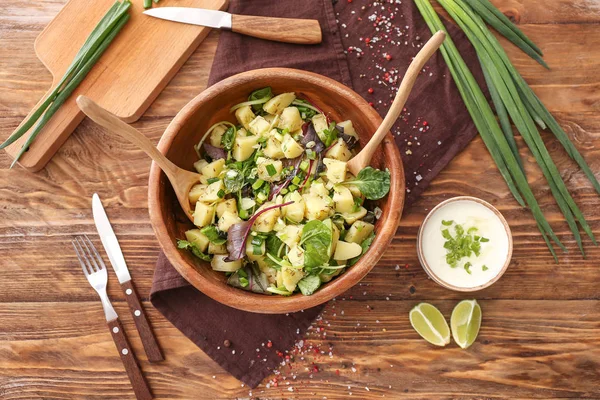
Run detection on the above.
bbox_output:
[148,68,405,314]
[416,196,513,292]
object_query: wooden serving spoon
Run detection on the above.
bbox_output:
[76,95,198,222]
[346,30,446,177]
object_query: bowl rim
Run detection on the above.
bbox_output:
[416,196,513,292]
[148,67,405,313]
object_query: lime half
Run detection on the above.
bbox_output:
[409,303,451,346]
[451,299,482,349]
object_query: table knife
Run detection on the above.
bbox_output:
[143,7,322,44]
[92,193,164,363]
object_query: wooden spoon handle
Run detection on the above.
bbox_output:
[76,95,178,179]
[231,15,322,44]
[347,30,446,176]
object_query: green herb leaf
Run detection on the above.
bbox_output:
[200,226,227,245]
[248,87,273,112]
[221,126,236,152]
[297,275,322,296]
[301,220,333,269]
[177,239,211,261]
[342,167,391,200]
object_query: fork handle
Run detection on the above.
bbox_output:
[121,280,164,362]
[108,318,153,400]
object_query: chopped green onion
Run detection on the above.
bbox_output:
[143,0,152,8]
[207,177,220,184]
[442,220,454,226]
[217,189,225,198]
[266,164,277,176]
[252,179,265,190]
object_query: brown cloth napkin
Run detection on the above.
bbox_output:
[150,0,484,388]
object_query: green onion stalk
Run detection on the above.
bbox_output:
[414,0,566,259]
[0,0,131,167]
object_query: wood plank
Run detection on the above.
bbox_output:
[1,0,600,398]
[0,300,598,398]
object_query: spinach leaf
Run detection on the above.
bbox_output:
[221,126,236,151]
[177,239,212,261]
[348,231,376,266]
[266,234,285,258]
[199,226,227,245]
[300,220,332,270]
[248,87,273,112]
[297,274,321,296]
[342,167,391,200]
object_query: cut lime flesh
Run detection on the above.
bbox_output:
[451,299,482,349]
[409,303,451,346]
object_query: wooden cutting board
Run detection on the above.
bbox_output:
[5,0,228,171]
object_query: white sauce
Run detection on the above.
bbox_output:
[420,199,510,289]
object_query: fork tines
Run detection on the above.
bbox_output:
[72,234,106,275]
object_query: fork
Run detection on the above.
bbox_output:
[73,235,153,400]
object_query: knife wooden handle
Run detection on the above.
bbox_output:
[231,15,322,44]
[122,280,164,363]
[107,318,153,400]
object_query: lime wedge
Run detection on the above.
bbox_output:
[451,299,482,349]
[409,303,451,346]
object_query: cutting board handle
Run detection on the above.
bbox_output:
[5,86,85,170]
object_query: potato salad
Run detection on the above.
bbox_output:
[177,88,391,296]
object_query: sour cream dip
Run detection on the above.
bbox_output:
[417,197,512,291]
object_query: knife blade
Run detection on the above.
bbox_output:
[92,193,164,362]
[144,7,232,29]
[143,7,322,45]
[92,193,131,284]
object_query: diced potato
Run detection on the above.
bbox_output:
[200,180,225,203]
[246,240,265,261]
[345,221,375,244]
[324,158,347,184]
[263,92,296,114]
[333,241,363,261]
[209,124,227,148]
[281,266,304,292]
[233,134,259,161]
[256,157,283,182]
[281,134,304,159]
[278,107,303,132]
[273,217,287,232]
[211,255,242,272]
[325,139,352,161]
[184,229,210,253]
[332,185,354,213]
[255,257,278,284]
[263,114,277,124]
[240,197,256,211]
[189,184,207,204]
[312,114,328,134]
[342,206,368,224]
[302,193,332,221]
[263,135,285,159]
[218,210,242,233]
[249,116,271,136]
[337,120,358,139]
[193,202,216,227]
[193,159,209,173]
[276,225,303,247]
[283,191,305,223]
[235,105,255,130]
[216,198,237,218]
[208,242,228,254]
[309,181,331,198]
[287,245,305,267]
[201,158,226,179]
[252,202,281,232]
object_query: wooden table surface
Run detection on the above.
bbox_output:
[1,0,599,398]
